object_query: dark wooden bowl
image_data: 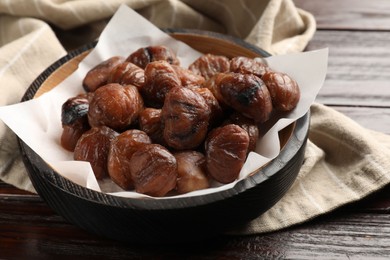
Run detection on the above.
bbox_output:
[19,30,309,244]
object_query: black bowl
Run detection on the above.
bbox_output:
[19,30,309,244]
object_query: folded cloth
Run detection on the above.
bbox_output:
[0,0,315,54]
[229,103,390,234]
[1,0,388,234]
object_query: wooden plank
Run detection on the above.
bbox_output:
[330,106,390,134]
[0,181,34,196]
[0,212,389,258]
[1,187,389,257]
[304,30,390,107]
[294,0,390,30]
[225,213,390,259]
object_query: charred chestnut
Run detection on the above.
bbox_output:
[60,94,90,151]
[217,73,273,123]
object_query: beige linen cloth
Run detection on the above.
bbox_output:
[0,0,389,235]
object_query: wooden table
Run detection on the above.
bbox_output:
[1,0,389,258]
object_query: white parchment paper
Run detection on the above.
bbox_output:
[0,5,328,199]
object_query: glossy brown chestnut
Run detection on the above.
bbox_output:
[142,60,181,107]
[126,45,180,69]
[189,53,230,80]
[107,61,145,89]
[162,87,210,150]
[74,126,118,179]
[262,71,300,112]
[138,108,165,145]
[225,112,259,153]
[82,56,125,92]
[107,129,151,190]
[217,73,273,123]
[172,65,205,89]
[129,144,177,197]
[174,151,209,194]
[205,124,249,184]
[230,56,269,78]
[203,73,228,107]
[60,94,90,151]
[88,83,143,131]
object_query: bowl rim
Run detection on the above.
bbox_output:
[19,29,309,211]
[164,28,272,58]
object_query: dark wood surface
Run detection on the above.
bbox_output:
[1,0,390,258]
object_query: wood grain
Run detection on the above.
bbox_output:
[305,30,390,107]
[1,180,389,258]
[331,106,390,134]
[294,0,390,30]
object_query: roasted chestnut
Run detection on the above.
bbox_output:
[189,54,230,80]
[126,45,180,69]
[230,56,269,78]
[225,112,259,153]
[172,65,205,89]
[262,71,300,112]
[60,94,90,151]
[175,151,209,194]
[107,129,151,190]
[82,56,125,92]
[205,124,249,184]
[162,87,210,150]
[88,83,143,131]
[130,144,177,197]
[215,73,273,123]
[138,108,165,145]
[107,61,145,89]
[142,60,181,107]
[74,126,118,179]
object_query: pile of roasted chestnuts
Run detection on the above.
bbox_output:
[60,45,300,197]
